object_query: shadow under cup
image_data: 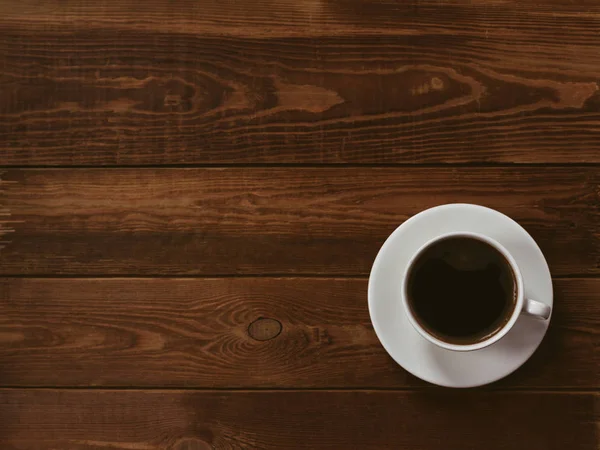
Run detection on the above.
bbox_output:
[405,235,518,346]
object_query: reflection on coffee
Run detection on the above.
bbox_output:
[406,237,517,344]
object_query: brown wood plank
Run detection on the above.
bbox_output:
[1,1,600,164]
[5,0,600,36]
[0,390,597,449]
[1,168,598,276]
[0,278,597,388]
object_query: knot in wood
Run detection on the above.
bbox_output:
[248,317,282,341]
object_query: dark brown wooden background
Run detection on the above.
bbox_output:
[0,1,598,449]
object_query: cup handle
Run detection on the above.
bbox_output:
[523,298,551,320]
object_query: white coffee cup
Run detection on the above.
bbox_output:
[402,231,551,352]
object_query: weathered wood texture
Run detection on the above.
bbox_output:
[0,390,597,450]
[1,168,598,275]
[1,1,600,165]
[0,278,596,389]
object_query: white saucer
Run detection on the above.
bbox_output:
[368,204,553,388]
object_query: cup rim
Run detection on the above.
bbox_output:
[401,231,524,352]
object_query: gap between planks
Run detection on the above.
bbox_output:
[2,163,600,169]
[0,387,597,394]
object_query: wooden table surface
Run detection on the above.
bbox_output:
[1,1,599,449]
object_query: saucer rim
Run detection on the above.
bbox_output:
[368,203,553,388]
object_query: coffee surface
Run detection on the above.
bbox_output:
[407,237,516,344]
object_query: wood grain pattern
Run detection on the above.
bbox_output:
[1,168,598,275]
[1,1,600,164]
[5,0,600,36]
[0,0,600,35]
[0,278,597,389]
[0,390,597,449]
[1,1,598,448]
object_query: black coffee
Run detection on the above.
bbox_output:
[406,237,517,344]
